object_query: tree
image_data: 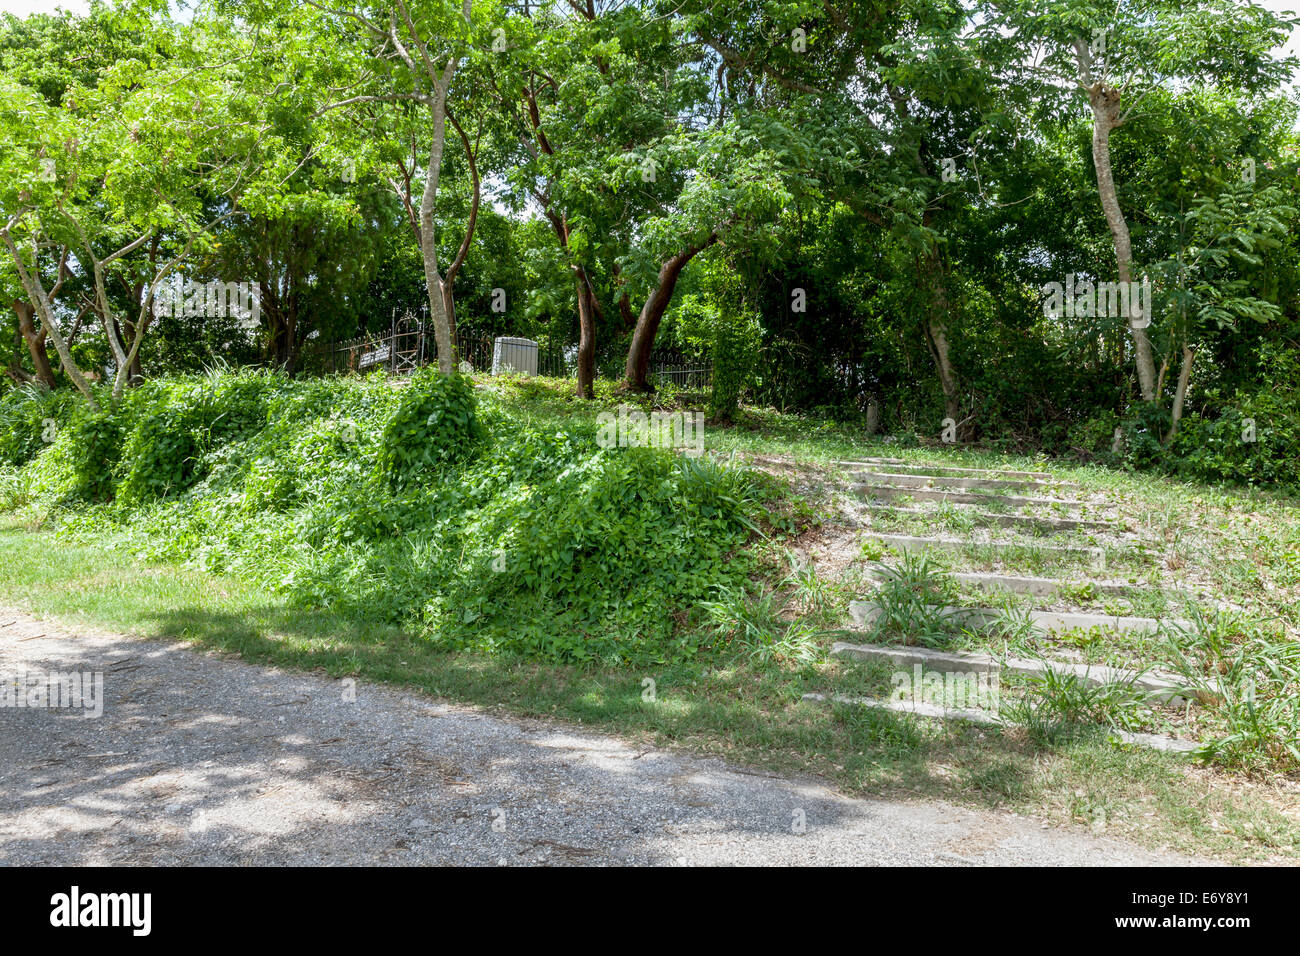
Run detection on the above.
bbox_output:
[981,0,1296,402]
[0,11,284,406]
[295,0,491,374]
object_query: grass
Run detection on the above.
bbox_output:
[4,375,1300,861]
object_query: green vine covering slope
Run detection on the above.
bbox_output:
[5,369,760,666]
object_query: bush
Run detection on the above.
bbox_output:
[115,372,282,505]
[64,409,124,501]
[0,385,82,467]
[1172,392,1300,491]
[709,305,760,422]
[13,368,762,668]
[378,369,485,488]
[427,447,758,665]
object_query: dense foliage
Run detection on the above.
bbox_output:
[2,1,1298,490]
[7,370,759,665]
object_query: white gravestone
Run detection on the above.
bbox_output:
[491,337,538,376]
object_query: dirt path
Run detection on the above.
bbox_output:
[0,609,1204,866]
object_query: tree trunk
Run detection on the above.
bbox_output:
[443,110,480,360]
[12,300,56,388]
[920,248,961,425]
[419,63,459,375]
[622,240,714,393]
[1,231,98,408]
[1164,345,1194,445]
[1086,79,1157,401]
[6,326,35,386]
[575,269,597,398]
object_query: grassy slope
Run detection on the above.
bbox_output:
[3,375,1299,862]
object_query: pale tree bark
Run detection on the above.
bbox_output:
[440,109,481,352]
[326,0,476,373]
[1075,38,1157,402]
[399,0,473,374]
[418,63,458,373]
[1,220,99,408]
[920,246,961,425]
[66,214,199,403]
[1164,345,1194,445]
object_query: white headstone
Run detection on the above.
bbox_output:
[491,336,538,376]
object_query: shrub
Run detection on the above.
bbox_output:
[709,305,760,422]
[11,368,763,669]
[0,385,83,467]
[64,409,124,501]
[378,369,485,488]
[426,447,759,665]
[115,372,281,505]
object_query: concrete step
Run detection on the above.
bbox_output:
[800,693,1200,752]
[852,483,1093,510]
[839,460,1053,480]
[804,692,1000,724]
[867,568,1220,611]
[830,638,1215,704]
[848,600,1185,639]
[861,532,1102,560]
[864,504,1121,534]
[848,471,1076,493]
[948,571,1149,597]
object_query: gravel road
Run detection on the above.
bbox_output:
[0,608,1204,866]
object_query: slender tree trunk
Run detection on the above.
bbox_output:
[927,317,960,423]
[574,270,597,399]
[12,300,56,388]
[1164,345,1194,445]
[419,63,458,374]
[284,290,299,376]
[1083,71,1157,400]
[622,240,715,393]
[1,230,98,408]
[6,326,35,386]
[920,248,961,425]
[442,110,480,360]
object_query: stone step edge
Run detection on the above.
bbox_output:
[830,638,1216,704]
[799,693,1201,753]
[861,532,1104,558]
[942,571,1229,609]
[837,460,1054,480]
[863,504,1121,532]
[862,567,1164,600]
[848,470,1078,492]
[848,601,1191,639]
[851,483,1095,510]
[949,570,1145,595]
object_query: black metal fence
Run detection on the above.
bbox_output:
[300,328,711,389]
[299,329,571,377]
[645,349,712,390]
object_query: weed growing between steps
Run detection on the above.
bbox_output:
[833,546,1300,773]
[1,370,762,666]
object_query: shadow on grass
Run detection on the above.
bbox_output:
[109,602,1059,812]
